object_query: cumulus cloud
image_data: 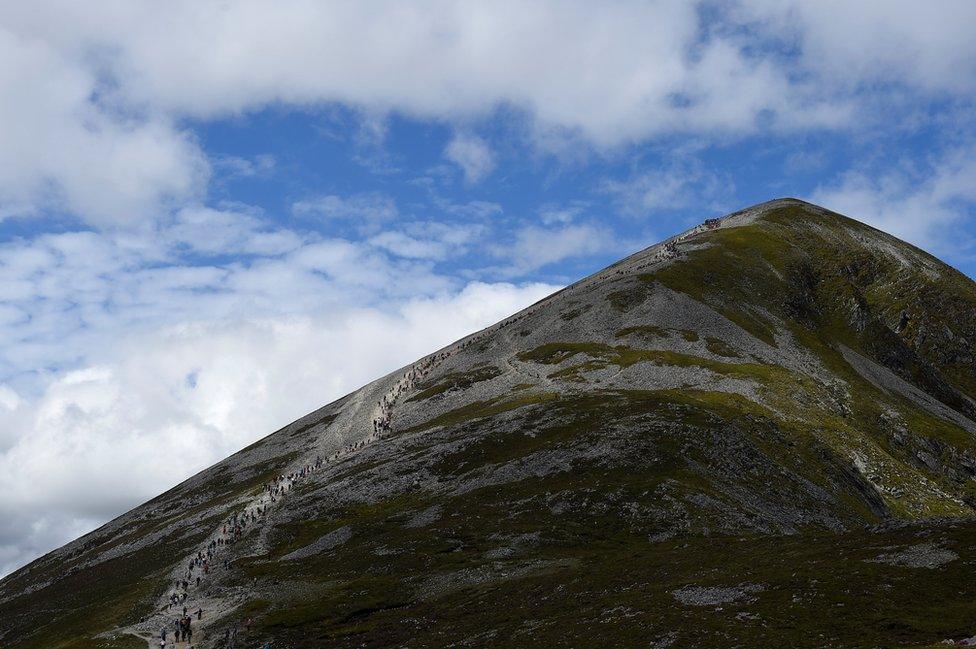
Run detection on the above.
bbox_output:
[0,1,973,226]
[0,210,467,396]
[0,214,557,575]
[602,159,730,217]
[2,2,967,172]
[738,0,976,94]
[492,223,617,277]
[445,133,495,184]
[811,147,976,254]
[0,24,207,227]
[0,281,553,511]
[167,206,305,256]
[368,222,484,260]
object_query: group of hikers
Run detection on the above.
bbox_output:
[371,354,442,437]
[642,216,726,271]
[369,335,498,438]
[152,336,519,646]
[157,462,324,646]
[159,610,199,647]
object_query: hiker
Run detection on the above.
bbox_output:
[197,607,203,620]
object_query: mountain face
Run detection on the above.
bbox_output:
[4,198,976,648]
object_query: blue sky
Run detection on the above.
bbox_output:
[1,1,975,575]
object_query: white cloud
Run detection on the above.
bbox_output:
[493,222,617,276]
[293,193,398,227]
[370,232,447,260]
[0,1,973,226]
[738,0,976,94]
[811,147,976,253]
[445,133,495,184]
[214,154,276,179]
[0,213,558,575]
[167,206,305,256]
[602,160,730,216]
[539,203,586,225]
[4,1,963,172]
[0,24,207,227]
[0,211,468,397]
[368,222,483,260]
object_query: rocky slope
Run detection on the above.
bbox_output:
[3,198,976,648]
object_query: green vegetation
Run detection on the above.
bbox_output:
[231,386,976,647]
[405,391,560,433]
[407,365,502,402]
[705,336,742,358]
[239,523,976,648]
[518,341,787,384]
[606,286,647,312]
[559,303,592,321]
[613,325,698,342]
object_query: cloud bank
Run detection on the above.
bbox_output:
[0,1,974,225]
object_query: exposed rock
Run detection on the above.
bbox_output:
[673,583,764,606]
[869,542,959,569]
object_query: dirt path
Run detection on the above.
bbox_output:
[108,341,477,647]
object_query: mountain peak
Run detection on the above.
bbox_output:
[4,200,976,648]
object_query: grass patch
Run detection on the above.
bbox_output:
[407,366,503,402]
[408,392,560,433]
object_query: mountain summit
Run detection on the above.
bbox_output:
[4,198,976,648]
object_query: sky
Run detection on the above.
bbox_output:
[1,1,975,577]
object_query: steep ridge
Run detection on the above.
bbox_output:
[4,198,976,648]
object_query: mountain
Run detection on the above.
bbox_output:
[3,198,976,648]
